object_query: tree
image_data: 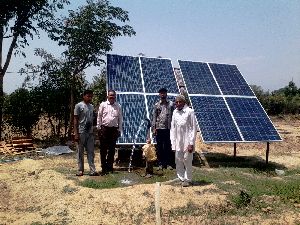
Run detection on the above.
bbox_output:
[89,70,107,108]
[0,0,69,140]
[4,88,41,136]
[48,0,136,137]
[21,48,86,138]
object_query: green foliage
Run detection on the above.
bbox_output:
[232,190,252,207]
[89,72,107,107]
[47,0,136,137]
[251,81,300,115]
[0,0,69,140]
[0,0,69,52]
[4,88,41,136]
[21,48,86,137]
[49,0,136,74]
[80,178,120,189]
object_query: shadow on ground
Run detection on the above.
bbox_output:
[193,152,287,172]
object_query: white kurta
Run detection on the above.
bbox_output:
[170,105,197,152]
[170,105,197,182]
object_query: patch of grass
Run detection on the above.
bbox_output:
[80,178,120,189]
[284,168,300,176]
[231,190,251,208]
[131,212,144,225]
[145,202,155,214]
[54,167,77,175]
[41,212,53,218]
[142,190,151,197]
[62,185,78,194]
[193,165,300,217]
[168,201,201,218]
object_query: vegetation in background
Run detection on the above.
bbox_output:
[251,81,300,115]
[46,0,136,137]
[21,48,86,139]
[4,88,41,136]
[0,0,70,140]
[88,70,107,108]
[2,0,135,140]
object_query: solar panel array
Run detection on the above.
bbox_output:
[107,54,178,144]
[178,60,281,143]
[107,55,281,144]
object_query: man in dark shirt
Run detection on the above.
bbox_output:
[152,88,175,170]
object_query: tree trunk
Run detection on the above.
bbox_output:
[68,82,75,139]
[0,73,3,141]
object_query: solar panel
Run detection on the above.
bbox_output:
[116,94,148,144]
[178,60,281,143]
[190,96,242,142]
[226,97,281,141]
[140,57,178,93]
[107,54,143,92]
[107,54,178,144]
[209,63,254,96]
[178,60,220,95]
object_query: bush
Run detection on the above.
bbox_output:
[4,88,41,136]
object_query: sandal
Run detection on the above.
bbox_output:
[76,171,83,176]
[89,172,99,176]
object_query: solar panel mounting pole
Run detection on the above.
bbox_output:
[233,143,237,157]
[266,142,270,164]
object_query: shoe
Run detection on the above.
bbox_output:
[100,170,108,176]
[182,181,192,187]
[76,171,83,176]
[107,168,114,174]
[156,165,163,171]
[167,165,174,170]
[89,172,99,176]
[144,174,153,178]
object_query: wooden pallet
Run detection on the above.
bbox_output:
[0,137,36,156]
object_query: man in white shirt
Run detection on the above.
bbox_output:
[170,95,197,187]
[97,90,123,175]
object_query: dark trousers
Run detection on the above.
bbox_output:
[146,161,154,174]
[99,126,119,172]
[156,129,175,168]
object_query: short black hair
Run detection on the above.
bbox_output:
[158,88,168,93]
[83,89,93,96]
[107,89,116,95]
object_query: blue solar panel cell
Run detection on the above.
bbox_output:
[107,54,143,92]
[178,60,221,95]
[190,96,242,142]
[117,94,148,144]
[209,63,254,96]
[226,97,281,141]
[140,57,178,93]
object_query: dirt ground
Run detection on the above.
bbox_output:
[0,116,299,225]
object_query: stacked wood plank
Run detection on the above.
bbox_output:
[0,137,36,156]
[0,143,16,155]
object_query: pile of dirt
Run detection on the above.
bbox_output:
[1,117,300,224]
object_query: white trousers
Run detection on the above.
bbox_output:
[175,151,193,182]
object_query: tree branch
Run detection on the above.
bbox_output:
[2,33,18,74]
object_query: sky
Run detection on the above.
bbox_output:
[3,0,300,93]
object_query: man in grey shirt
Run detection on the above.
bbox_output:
[152,88,175,170]
[74,90,98,176]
